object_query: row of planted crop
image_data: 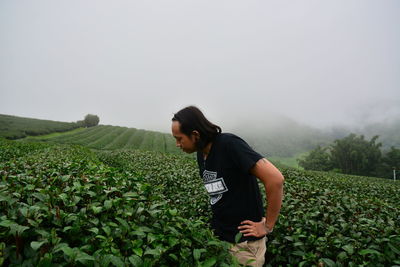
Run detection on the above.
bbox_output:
[2,137,399,266]
[265,168,400,266]
[0,139,234,266]
[97,149,400,266]
[24,125,179,153]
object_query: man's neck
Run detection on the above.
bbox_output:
[202,142,212,159]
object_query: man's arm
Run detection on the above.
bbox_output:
[238,158,284,237]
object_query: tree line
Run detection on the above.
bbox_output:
[298,133,400,179]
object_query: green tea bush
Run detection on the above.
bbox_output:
[0,141,233,266]
[98,150,400,266]
[265,169,400,266]
[2,139,399,266]
[96,150,210,220]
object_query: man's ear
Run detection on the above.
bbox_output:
[191,130,200,141]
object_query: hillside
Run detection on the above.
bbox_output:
[228,115,333,158]
[228,114,400,159]
[0,114,79,139]
[0,114,180,154]
[24,125,180,154]
[356,118,400,151]
[2,113,399,161]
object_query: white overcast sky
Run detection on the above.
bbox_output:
[1,0,399,133]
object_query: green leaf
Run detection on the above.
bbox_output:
[129,255,143,266]
[61,246,75,258]
[109,255,124,267]
[342,244,354,255]
[320,258,336,267]
[337,251,347,260]
[123,192,138,198]
[32,192,48,202]
[92,206,102,214]
[168,237,179,247]
[168,208,177,216]
[104,200,112,210]
[115,217,129,232]
[169,253,178,261]
[207,240,221,246]
[52,242,68,253]
[193,248,205,261]
[31,241,46,251]
[19,207,29,217]
[102,226,111,236]
[95,235,107,240]
[292,250,305,257]
[0,219,14,228]
[63,226,72,232]
[284,236,294,241]
[294,241,304,247]
[133,247,143,257]
[234,232,242,244]
[76,251,95,263]
[10,223,29,236]
[144,248,161,257]
[201,258,217,267]
[88,227,99,235]
[359,249,381,256]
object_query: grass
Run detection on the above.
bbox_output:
[269,152,308,169]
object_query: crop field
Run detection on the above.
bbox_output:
[0,114,80,140]
[0,138,232,266]
[24,125,180,154]
[1,138,399,266]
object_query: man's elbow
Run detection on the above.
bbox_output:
[270,173,284,188]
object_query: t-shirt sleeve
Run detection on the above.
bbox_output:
[226,135,264,174]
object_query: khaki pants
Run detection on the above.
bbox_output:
[229,236,267,267]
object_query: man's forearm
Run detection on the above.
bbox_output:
[264,181,283,231]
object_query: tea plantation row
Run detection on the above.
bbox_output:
[0,114,80,140]
[1,138,400,266]
[0,139,234,266]
[24,125,179,153]
[97,150,400,266]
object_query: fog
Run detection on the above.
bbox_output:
[1,0,399,133]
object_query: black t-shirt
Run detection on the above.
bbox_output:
[196,133,264,243]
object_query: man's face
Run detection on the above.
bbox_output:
[171,121,197,153]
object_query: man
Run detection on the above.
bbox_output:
[171,106,284,267]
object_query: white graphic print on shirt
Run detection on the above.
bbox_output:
[202,170,228,205]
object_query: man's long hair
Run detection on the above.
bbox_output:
[172,106,221,150]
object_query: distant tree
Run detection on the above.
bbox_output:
[76,120,85,127]
[377,146,400,179]
[298,145,333,171]
[330,134,382,176]
[83,114,100,127]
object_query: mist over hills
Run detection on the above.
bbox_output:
[354,119,400,150]
[1,113,398,159]
[225,113,400,158]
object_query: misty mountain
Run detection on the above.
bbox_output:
[355,119,400,151]
[225,113,400,157]
[225,113,332,157]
